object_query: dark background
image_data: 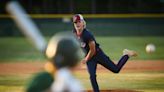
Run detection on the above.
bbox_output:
[0,0,164,14]
[0,0,164,37]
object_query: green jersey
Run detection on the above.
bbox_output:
[26,71,54,92]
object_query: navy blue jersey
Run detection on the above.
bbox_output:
[73,29,100,54]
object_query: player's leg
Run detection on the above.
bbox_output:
[116,49,137,71]
[97,49,136,73]
[86,58,99,92]
[97,51,127,73]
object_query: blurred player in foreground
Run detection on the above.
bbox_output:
[27,32,84,92]
[6,1,84,92]
[6,1,55,92]
[46,32,84,92]
[72,14,137,92]
[26,61,55,92]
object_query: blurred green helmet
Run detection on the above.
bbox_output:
[46,31,83,69]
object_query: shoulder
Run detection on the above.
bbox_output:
[83,29,91,34]
[83,29,94,37]
[83,29,95,40]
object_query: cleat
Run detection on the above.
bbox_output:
[123,49,137,57]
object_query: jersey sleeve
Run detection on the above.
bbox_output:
[85,31,95,43]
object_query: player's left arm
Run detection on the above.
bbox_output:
[82,40,96,64]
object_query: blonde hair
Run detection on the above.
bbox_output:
[83,20,86,28]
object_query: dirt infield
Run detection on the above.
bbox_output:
[0,60,163,75]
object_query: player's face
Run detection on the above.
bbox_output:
[74,20,84,31]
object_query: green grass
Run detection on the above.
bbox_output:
[75,71,164,91]
[0,72,164,92]
[0,36,164,62]
[0,36,164,92]
[96,36,164,60]
[0,75,30,92]
[0,37,46,62]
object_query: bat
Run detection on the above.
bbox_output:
[6,1,47,53]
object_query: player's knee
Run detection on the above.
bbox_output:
[113,69,120,73]
[90,74,96,79]
[114,71,119,73]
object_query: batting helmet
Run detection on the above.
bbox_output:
[46,31,83,69]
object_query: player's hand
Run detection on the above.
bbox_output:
[81,59,87,64]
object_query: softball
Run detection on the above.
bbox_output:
[146,44,156,53]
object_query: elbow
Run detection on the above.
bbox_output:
[93,48,96,54]
[92,48,96,55]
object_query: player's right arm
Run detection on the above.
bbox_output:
[82,40,96,64]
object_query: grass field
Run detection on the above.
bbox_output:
[0,36,164,61]
[0,36,164,92]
